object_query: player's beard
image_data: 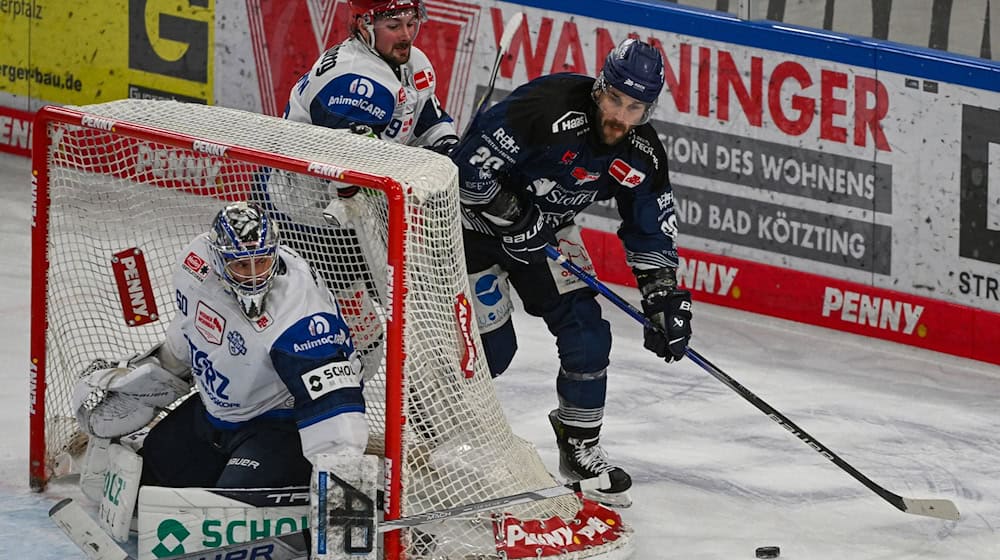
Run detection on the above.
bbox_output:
[597,115,631,145]
[381,42,412,65]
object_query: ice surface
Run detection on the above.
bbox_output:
[2,151,998,558]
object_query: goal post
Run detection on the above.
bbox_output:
[29,100,633,560]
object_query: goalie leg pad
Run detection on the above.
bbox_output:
[311,454,379,560]
[137,485,310,559]
[79,436,112,503]
[98,443,143,542]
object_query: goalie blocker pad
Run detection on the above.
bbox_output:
[311,453,379,560]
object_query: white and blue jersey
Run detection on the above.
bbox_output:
[284,36,455,147]
[162,235,367,459]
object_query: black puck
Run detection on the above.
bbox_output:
[755,546,780,559]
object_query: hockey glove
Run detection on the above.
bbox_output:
[336,183,360,199]
[425,134,459,156]
[72,358,191,438]
[636,268,692,362]
[496,203,556,265]
[348,123,376,138]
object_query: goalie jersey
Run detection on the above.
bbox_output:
[161,235,367,459]
[284,36,455,147]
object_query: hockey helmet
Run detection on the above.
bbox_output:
[593,38,664,124]
[209,201,280,319]
[350,0,427,40]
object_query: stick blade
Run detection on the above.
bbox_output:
[902,498,960,521]
[497,12,524,53]
[49,498,131,560]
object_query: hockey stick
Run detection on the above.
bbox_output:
[463,11,524,136]
[49,499,130,560]
[380,472,610,530]
[51,474,611,560]
[544,246,960,521]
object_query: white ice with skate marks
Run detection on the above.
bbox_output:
[2,151,999,558]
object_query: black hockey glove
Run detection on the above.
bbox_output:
[636,268,692,362]
[348,123,376,138]
[425,134,459,155]
[496,203,556,265]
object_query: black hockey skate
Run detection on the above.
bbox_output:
[548,410,633,508]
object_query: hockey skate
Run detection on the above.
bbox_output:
[548,410,633,508]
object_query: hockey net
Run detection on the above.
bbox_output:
[29,100,632,559]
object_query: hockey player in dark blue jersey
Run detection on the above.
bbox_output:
[452,39,693,507]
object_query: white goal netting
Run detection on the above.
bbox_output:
[30,100,632,559]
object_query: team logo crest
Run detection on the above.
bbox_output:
[228,330,247,356]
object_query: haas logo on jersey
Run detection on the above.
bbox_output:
[551,111,588,134]
[609,159,646,188]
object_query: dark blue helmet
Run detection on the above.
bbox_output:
[594,39,664,125]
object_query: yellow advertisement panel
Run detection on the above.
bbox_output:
[0,0,213,104]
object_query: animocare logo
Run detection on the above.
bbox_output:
[152,518,190,557]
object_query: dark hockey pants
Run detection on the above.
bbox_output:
[140,396,313,488]
[465,230,611,411]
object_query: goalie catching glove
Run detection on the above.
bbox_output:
[636,268,692,362]
[72,356,191,438]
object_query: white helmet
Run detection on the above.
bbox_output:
[209,201,280,319]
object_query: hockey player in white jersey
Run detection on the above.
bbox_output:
[73,201,368,488]
[284,0,458,153]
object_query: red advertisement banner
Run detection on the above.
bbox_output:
[582,228,1000,366]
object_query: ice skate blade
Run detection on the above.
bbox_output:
[581,487,633,508]
[557,468,633,508]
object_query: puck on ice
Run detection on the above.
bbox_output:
[755,546,780,558]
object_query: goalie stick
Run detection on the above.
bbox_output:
[462,11,524,136]
[544,245,961,522]
[51,474,611,560]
